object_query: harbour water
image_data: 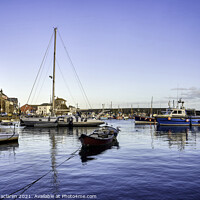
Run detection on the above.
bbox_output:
[1,119,200,200]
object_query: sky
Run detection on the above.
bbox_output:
[1,0,200,109]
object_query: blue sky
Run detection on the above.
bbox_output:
[1,0,200,109]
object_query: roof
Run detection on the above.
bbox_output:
[39,103,52,106]
[55,97,66,101]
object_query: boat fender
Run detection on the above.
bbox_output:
[186,119,189,122]
[149,119,151,122]
[168,117,171,120]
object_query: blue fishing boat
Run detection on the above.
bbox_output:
[134,115,157,124]
[155,99,200,126]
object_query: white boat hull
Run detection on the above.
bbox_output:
[21,117,58,127]
[0,133,19,143]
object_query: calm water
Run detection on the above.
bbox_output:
[1,120,200,200]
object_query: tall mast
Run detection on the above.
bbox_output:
[150,96,153,117]
[52,27,57,116]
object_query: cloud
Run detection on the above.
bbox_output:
[171,87,197,91]
[170,87,200,100]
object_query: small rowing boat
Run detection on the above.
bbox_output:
[79,126,119,147]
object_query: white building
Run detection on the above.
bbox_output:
[37,103,52,115]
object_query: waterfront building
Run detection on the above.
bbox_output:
[37,103,51,115]
[20,97,74,116]
[55,97,73,115]
[0,89,18,114]
[21,104,37,114]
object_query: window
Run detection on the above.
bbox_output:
[172,110,177,114]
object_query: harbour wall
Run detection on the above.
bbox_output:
[79,107,168,116]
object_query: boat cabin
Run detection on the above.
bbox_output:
[161,108,186,117]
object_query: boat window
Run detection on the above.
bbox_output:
[172,110,177,114]
[178,111,182,114]
[163,109,172,115]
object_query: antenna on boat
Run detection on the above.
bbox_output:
[168,100,171,108]
[177,84,179,108]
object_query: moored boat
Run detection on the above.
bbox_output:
[155,99,200,126]
[20,116,58,127]
[79,126,119,147]
[134,97,156,124]
[58,115,104,127]
[0,125,19,143]
[134,115,157,124]
[73,118,105,127]
[20,28,59,128]
[0,132,19,143]
[1,120,13,126]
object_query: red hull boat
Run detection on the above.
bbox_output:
[80,133,114,147]
[79,126,119,147]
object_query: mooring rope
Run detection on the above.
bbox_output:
[0,146,81,200]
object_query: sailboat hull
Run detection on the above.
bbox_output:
[20,117,58,127]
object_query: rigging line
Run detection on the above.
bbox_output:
[30,45,52,105]
[57,30,92,109]
[0,146,81,200]
[56,59,77,106]
[25,32,54,107]
[35,57,53,104]
[57,31,91,108]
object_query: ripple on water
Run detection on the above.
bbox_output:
[1,121,200,200]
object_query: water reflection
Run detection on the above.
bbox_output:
[156,125,190,133]
[23,126,97,137]
[155,126,196,151]
[0,142,19,155]
[79,139,119,163]
[49,132,59,195]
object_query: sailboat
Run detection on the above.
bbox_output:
[21,28,104,127]
[21,28,69,127]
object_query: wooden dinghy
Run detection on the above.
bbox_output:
[79,126,119,147]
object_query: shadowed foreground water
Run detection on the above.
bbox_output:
[1,120,200,200]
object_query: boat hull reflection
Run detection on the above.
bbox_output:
[79,139,119,163]
[156,125,191,133]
